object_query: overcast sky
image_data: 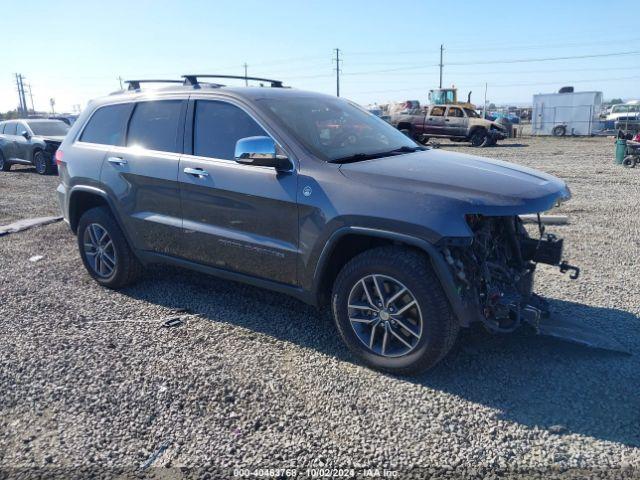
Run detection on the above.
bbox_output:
[1,0,638,113]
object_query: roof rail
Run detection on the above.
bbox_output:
[125,79,184,91]
[182,74,284,88]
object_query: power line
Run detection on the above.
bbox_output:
[447,50,640,66]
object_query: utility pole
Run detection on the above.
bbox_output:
[439,44,444,89]
[333,48,341,97]
[15,74,28,115]
[50,98,56,115]
[243,63,248,86]
[118,76,123,90]
[15,74,24,114]
[27,83,35,113]
[483,82,488,119]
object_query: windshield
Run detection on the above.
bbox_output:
[258,96,418,162]
[464,108,480,118]
[26,120,69,137]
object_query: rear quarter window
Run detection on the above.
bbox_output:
[80,104,132,146]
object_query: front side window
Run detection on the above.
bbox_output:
[127,100,183,153]
[258,96,417,162]
[193,100,268,160]
[16,123,29,136]
[464,108,480,118]
[80,104,132,146]
[27,120,69,136]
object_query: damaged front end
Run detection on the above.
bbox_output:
[438,214,625,352]
[442,214,575,333]
[442,215,627,353]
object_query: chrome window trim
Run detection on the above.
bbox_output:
[189,94,298,173]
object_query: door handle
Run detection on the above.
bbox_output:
[107,156,127,165]
[184,167,209,177]
[445,119,450,122]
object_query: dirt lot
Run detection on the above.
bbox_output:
[1,136,639,478]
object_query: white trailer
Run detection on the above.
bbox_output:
[532,90,602,136]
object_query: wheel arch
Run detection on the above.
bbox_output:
[396,122,414,132]
[312,227,470,325]
[68,186,119,234]
[468,125,487,137]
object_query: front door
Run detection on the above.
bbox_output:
[444,107,467,136]
[178,98,299,285]
[14,122,31,161]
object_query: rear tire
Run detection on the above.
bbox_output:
[470,129,489,147]
[399,129,414,139]
[77,207,142,289]
[0,152,10,171]
[33,150,54,175]
[331,246,459,375]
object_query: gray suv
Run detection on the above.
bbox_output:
[57,75,577,374]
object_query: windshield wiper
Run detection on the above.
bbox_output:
[329,145,426,164]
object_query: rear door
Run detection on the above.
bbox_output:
[0,122,16,159]
[425,106,446,135]
[178,97,298,285]
[99,98,187,256]
[444,107,467,136]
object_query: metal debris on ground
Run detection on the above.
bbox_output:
[0,216,63,237]
[28,255,44,262]
[139,439,171,469]
[519,214,569,225]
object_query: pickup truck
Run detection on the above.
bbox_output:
[390,104,508,147]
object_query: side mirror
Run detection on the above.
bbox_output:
[21,131,31,140]
[234,136,291,171]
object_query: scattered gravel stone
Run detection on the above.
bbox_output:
[0,137,639,478]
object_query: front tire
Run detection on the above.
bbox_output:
[33,150,54,175]
[470,129,489,147]
[331,247,459,375]
[77,207,142,288]
[0,152,10,171]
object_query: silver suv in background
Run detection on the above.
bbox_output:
[56,75,577,374]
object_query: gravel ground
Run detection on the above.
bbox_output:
[0,136,639,479]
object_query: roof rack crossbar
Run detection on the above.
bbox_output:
[125,79,184,91]
[182,74,283,88]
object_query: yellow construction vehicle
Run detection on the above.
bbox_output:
[428,87,475,109]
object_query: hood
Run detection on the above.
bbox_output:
[40,136,65,143]
[339,148,570,215]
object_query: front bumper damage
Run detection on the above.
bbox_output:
[441,214,628,353]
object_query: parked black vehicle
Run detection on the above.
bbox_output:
[0,119,69,174]
[56,76,580,374]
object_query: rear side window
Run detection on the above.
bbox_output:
[3,122,16,135]
[80,104,132,146]
[127,100,183,153]
[193,100,268,160]
[430,106,445,117]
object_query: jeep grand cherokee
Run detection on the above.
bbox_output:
[56,75,576,374]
